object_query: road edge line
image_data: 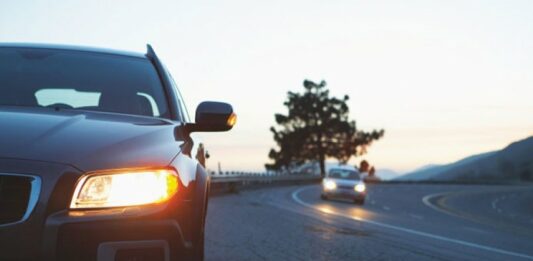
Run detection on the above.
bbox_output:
[291,187,533,261]
[422,192,463,218]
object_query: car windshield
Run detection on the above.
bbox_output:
[0,47,170,118]
[328,169,360,180]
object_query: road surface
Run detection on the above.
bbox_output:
[205,184,533,261]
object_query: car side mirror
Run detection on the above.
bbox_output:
[186,101,236,133]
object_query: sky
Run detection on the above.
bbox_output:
[1,0,532,173]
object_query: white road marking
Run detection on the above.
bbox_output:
[463,226,490,235]
[422,192,455,216]
[292,187,533,260]
[383,206,391,211]
[409,214,424,220]
[491,199,499,210]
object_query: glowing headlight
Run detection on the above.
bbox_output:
[70,169,178,209]
[323,180,337,190]
[355,183,366,192]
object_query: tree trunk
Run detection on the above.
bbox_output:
[319,157,326,178]
[320,156,326,177]
[317,133,326,177]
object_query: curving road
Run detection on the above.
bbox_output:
[205,184,533,261]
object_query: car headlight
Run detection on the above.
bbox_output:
[70,169,178,209]
[323,180,337,190]
[354,183,366,192]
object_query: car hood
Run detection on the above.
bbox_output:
[0,107,182,172]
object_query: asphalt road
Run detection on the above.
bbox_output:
[205,183,533,261]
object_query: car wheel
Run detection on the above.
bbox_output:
[320,194,328,200]
[354,198,365,205]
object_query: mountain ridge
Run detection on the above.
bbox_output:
[396,136,533,181]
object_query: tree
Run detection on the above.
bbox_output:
[359,160,370,173]
[369,166,376,177]
[266,80,384,176]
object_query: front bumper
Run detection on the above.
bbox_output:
[44,206,187,261]
[322,188,366,200]
[0,158,191,261]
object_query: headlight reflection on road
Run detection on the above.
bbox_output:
[316,204,336,214]
[346,208,374,221]
[315,202,375,222]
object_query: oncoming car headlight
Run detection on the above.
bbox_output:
[70,169,178,209]
[354,183,366,192]
[323,179,337,190]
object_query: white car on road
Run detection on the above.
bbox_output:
[321,166,366,204]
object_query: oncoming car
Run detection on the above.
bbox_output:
[320,166,366,204]
[0,43,235,261]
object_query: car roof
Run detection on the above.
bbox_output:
[0,43,147,59]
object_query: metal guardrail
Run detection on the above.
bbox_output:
[209,171,322,194]
[211,172,320,182]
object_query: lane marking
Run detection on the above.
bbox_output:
[491,199,499,210]
[422,192,456,217]
[383,206,391,211]
[292,187,533,260]
[409,214,424,220]
[463,226,489,234]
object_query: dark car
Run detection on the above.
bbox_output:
[0,43,235,261]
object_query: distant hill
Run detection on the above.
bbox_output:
[396,136,533,182]
[376,169,401,180]
[411,164,442,173]
[396,152,496,181]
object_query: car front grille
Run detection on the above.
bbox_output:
[338,185,354,190]
[0,174,40,225]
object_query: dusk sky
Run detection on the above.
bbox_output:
[2,0,532,173]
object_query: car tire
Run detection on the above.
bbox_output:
[354,198,365,205]
[320,194,328,200]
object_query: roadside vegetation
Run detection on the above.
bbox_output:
[266,80,384,177]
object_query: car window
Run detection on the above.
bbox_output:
[136,92,161,116]
[166,69,190,122]
[328,169,360,180]
[0,47,171,119]
[34,89,161,117]
[35,89,100,108]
